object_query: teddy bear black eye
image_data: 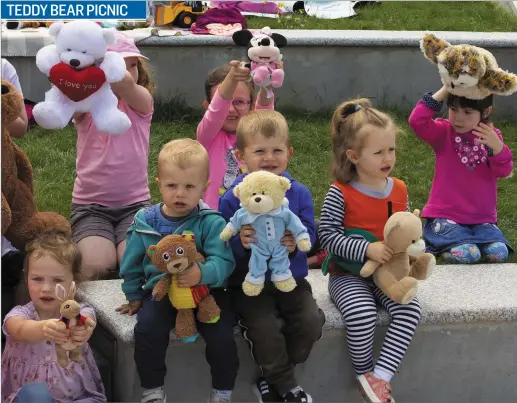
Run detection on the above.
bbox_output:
[82,51,86,54]
[411,240,416,244]
[65,304,70,309]
[176,247,184,255]
[261,191,265,195]
[252,193,257,196]
[162,252,170,261]
[67,48,71,51]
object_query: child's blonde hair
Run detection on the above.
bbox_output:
[204,64,256,105]
[24,231,82,282]
[235,110,290,151]
[331,98,397,184]
[158,138,210,180]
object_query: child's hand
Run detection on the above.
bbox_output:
[116,300,142,316]
[70,322,95,346]
[275,60,284,70]
[177,263,202,288]
[228,60,251,82]
[240,224,256,249]
[366,242,393,264]
[473,123,504,155]
[42,319,70,344]
[281,230,296,253]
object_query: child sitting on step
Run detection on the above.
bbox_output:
[2,231,106,403]
[117,139,237,403]
[409,86,513,264]
[219,110,325,403]
[319,99,422,403]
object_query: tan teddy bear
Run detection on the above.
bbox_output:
[1,80,71,250]
[359,209,435,305]
[147,234,221,343]
[420,33,517,100]
[220,171,312,296]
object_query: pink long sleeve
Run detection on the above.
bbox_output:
[197,89,233,149]
[408,100,449,151]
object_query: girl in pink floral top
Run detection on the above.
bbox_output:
[1,232,106,403]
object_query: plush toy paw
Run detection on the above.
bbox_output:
[297,239,312,252]
[270,69,284,88]
[219,227,234,242]
[274,277,297,293]
[99,51,126,83]
[35,44,61,75]
[33,102,69,129]
[242,280,264,296]
[94,108,131,135]
[397,277,418,305]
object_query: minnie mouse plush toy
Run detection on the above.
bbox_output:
[232,27,287,96]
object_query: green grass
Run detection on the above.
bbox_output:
[246,1,517,31]
[16,110,517,263]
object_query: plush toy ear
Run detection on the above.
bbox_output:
[279,177,291,192]
[49,22,65,37]
[271,33,287,48]
[412,209,421,218]
[147,245,157,258]
[55,283,67,302]
[384,220,401,238]
[420,33,451,64]
[68,281,76,300]
[479,68,517,96]
[233,183,241,198]
[102,27,117,45]
[233,29,254,46]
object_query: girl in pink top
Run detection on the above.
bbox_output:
[197,60,278,210]
[70,32,154,280]
[409,86,513,264]
[2,232,105,403]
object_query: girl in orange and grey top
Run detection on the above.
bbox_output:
[318,99,421,403]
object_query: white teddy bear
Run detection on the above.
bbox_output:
[33,20,131,135]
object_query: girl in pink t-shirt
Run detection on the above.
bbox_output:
[70,32,154,280]
[2,232,105,403]
[197,60,279,210]
[409,86,513,264]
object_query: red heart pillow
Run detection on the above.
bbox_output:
[49,63,106,102]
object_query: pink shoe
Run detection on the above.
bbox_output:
[270,69,284,88]
[357,372,394,403]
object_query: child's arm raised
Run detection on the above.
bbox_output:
[197,61,250,148]
[408,86,450,150]
[111,70,153,115]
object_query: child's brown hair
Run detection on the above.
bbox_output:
[331,98,397,184]
[204,64,256,105]
[24,231,82,282]
[137,59,155,96]
[235,110,290,152]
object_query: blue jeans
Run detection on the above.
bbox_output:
[13,382,52,403]
[424,218,512,263]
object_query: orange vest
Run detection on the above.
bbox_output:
[333,178,408,241]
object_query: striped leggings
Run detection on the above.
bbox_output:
[328,275,421,377]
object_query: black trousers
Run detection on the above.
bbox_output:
[231,279,325,396]
[134,289,239,390]
[1,250,24,353]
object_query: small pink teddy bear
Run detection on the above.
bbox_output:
[232,27,287,92]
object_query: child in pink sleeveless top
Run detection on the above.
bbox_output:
[70,31,154,280]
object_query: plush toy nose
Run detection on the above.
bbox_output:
[1,85,9,95]
[260,38,270,46]
[254,197,262,203]
[69,59,81,68]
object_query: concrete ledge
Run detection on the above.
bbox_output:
[5,29,517,119]
[78,264,517,402]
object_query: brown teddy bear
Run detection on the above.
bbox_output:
[420,33,517,100]
[147,234,221,343]
[5,21,55,29]
[1,80,71,250]
[359,209,435,305]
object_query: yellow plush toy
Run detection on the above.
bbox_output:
[220,171,312,296]
[359,210,435,305]
[147,234,221,343]
[420,33,517,99]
